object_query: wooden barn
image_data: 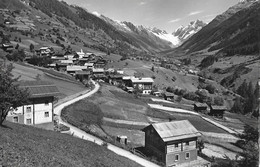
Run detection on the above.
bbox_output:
[142,120,211,167]
[164,92,175,101]
[209,105,226,118]
[193,103,208,112]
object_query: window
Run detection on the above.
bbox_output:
[175,154,179,161]
[26,118,32,124]
[44,112,49,117]
[26,106,32,112]
[185,152,190,159]
[13,116,18,123]
[185,141,189,145]
[175,143,178,148]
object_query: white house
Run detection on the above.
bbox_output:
[130,77,154,94]
[6,81,60,125]
[39,46,52,55]
[76,49,85,59]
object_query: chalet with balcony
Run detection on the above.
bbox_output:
[75,70,91,82]
[142,120,211,167]
[92,68,106,80]
[6,81,60,125]
[130,77,154,94]
[108,74,123,86]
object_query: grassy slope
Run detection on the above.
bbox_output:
[10,62,86,98]
[0,122,142,167]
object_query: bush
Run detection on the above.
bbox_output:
[205,84,216,94]
[213,96,224,106]
[27,56,52,67]
[183,92,199,101]
[199,55,217,69]
[6,50,26,61]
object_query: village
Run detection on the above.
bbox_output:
[3,43,237,167]
[0,1,258,167]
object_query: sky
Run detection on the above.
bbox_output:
[62,0,239,33]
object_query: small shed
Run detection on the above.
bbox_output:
[193,103,207,112]
[116,135,127,145]
[209,105,226,117]
[164,92,175,101]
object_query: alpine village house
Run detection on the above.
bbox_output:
[142,120,211,167]
[6,81,60,125]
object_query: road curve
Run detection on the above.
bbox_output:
[54,80,160,167]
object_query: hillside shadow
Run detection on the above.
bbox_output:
[0,124,12,129]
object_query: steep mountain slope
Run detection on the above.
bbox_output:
[173,20,207,43]
[100,15,173,50]
[178,0,260,55]
[27,0,173,54]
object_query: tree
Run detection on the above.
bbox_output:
[151,66,154,72]
[15,43,19,49]
[0,62,29,125]
[230,97,244,114]
[6,49,26,62]
[237,125,259,167]
[30,43,34,52]
[56,39,61,45]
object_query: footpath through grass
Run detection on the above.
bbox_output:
[0,122,142,167]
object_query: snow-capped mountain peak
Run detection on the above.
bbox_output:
[172,19,207,41]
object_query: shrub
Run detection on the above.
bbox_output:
[213,96,224,106]
[183,92,199,101]
[199,55,217,69]
[6,50,26,61]
[205,84,216,94]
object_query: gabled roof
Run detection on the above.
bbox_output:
[164,92,175,97]
[18,81,60,98]
[210,105,227,110]
[143,120,201,142]
[194,103,208,108]
[131,77,154,83]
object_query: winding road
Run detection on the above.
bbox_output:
[54,80,159,167]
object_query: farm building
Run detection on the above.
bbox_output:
[193,103,208,112]
[142,120,211,167]
[75,70,91,82]
[6,81,60,125]
[92,68,106,80]
[164,92,175,101]
[122,76,135,87]
[108,74,123,86]
[209,105,226,118]
[130,77,154,94]
[66,65,88,75]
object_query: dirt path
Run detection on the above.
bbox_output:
[54,80,159,167]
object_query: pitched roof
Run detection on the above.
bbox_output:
[194,103,208,108]
[210,105,227,110]
[144,120,201,142]
[18,81,60,98]
[131,77,154,83]
[164,92,175,97]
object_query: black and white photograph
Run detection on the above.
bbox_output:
[0,0,259,166]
